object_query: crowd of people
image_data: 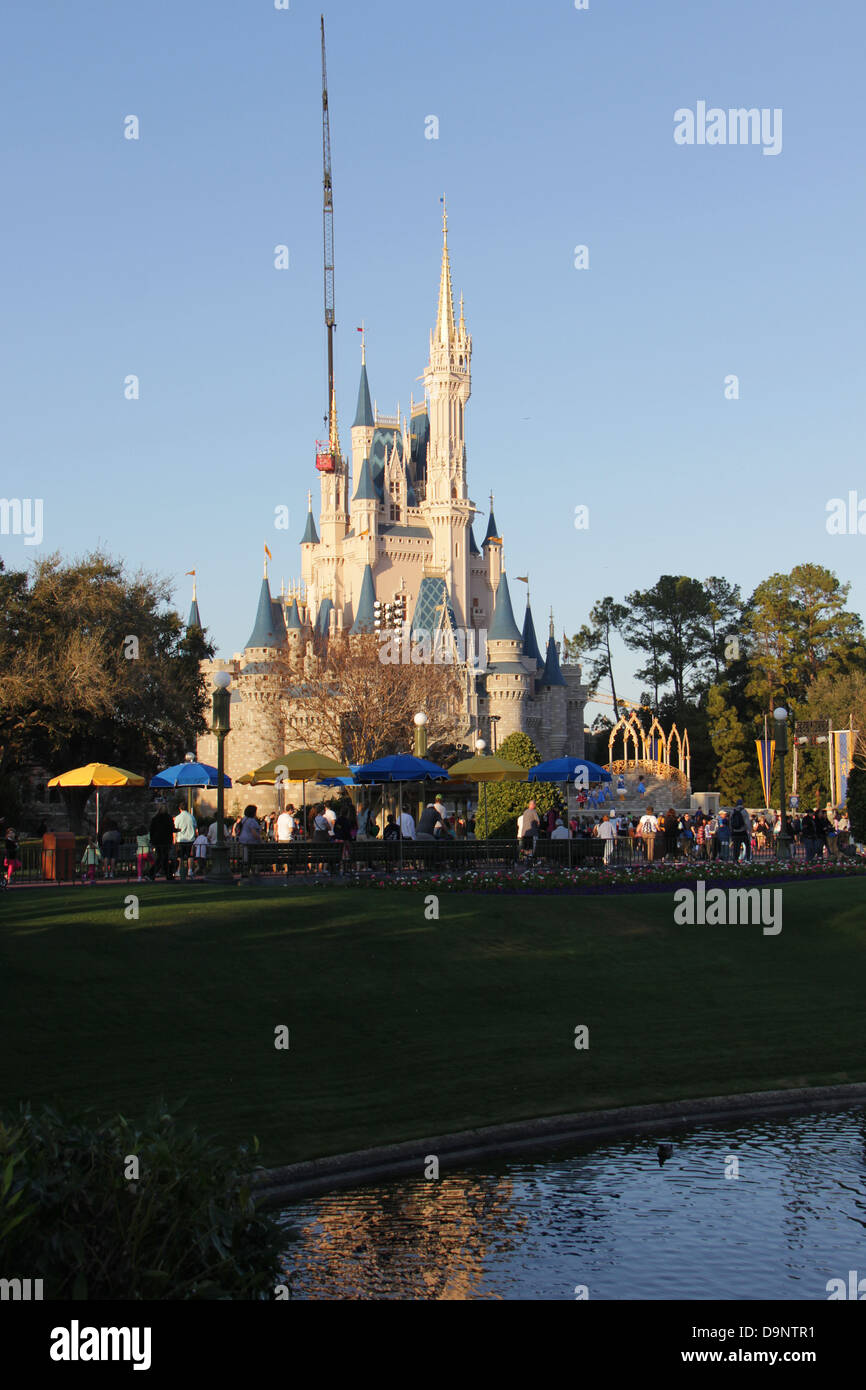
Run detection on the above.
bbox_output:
[1,794,856,886]
[515,797,853,865]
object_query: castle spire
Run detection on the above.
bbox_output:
[435,196,456,348]
[329,383,341,458]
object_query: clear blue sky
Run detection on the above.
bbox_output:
[2,0,864,717]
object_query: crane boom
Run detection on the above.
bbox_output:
[321,15,336,449]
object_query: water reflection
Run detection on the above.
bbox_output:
[280,1108,866,1300]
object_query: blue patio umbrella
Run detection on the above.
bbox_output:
[528,756,612,784]
[353,755,450,864]
[150,761,232,813]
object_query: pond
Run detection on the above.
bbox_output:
[279,1107,866,1300]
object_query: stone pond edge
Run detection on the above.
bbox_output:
[253,1081,866,1205]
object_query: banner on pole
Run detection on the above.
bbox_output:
[832,730,857,807]
[756,735,775,807]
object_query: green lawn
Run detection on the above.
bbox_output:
[1,880,864,1165]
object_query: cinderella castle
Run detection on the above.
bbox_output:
[195,210,587,801]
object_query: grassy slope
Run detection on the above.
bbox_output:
[1,881,864,1165]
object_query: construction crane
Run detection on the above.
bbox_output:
[589,691,652,714]
[316,14,338,474]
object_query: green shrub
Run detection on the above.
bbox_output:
[0,1102,285,1300]
[478,732,559,839]
[848,765,866,843]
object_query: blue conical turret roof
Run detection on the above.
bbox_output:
[469,524,480,556]
[285,598,302,630]
[187,597,202,629]
[353,456,377,503]
[245,577,286,650]
[301,506,318,545]
[353,362,374,428]
[522,601,543,669]
[482,507,500,547]
[350,564,376,634]
[488,574,522,644]
[271,599,288,644]
[540,631,566,687]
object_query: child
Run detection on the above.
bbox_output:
[192,828,209,876]
[3,827,22,886]
[81,836,102,883]
[135,826,152,882]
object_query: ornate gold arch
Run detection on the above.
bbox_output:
[608,711,642,765]
[667,723,684,771]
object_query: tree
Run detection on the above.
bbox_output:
[706,683,760,804]
[0,552,212,822]
[704,576,744,684]
[279,632,466,766]
[744,564,866,714]
[566,597,628,718]
[478,731,557,839]
[623,576,713,713]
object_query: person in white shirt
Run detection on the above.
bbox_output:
[399,809,416,840]
[323,804,337,832]
[206,818,221,845]
[597,812,618,864]
[192,830,209,875]
[173,805,197,880]
[551,818,570,840]
[638,806,659,862]
[276,807,296,842]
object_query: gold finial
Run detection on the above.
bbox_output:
[549,606,555,638]
[360,319,366,365]
[307,489,313,511]
[489,490,494,511]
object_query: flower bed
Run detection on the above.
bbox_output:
[338,858,866,895]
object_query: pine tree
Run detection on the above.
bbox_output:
[478,731,558,839]
[706,683,760,804]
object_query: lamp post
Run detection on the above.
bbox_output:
[773,706,791,861]
[488,714,500,754]
[475,736,489,840]
[414,711,428,822]
[184,751,196,814]
[207,672,234,884]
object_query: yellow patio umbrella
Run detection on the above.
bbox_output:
[47,762,147,835]
[237,749,352,832]
[447,754,527,839]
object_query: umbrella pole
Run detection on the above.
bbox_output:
[302,781,306,838]
[399,784,404,869]
[96,788,100,838]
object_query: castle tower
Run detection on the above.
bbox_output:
[186,573,202,630]
[351,334,375,478]
[300,491,319,597]
[231,565,286,803]
[538,611,568,759]
[481,493,503,606]
[351,455,378,570]
[319,386,350,546]
[421,203,474,627]
[484,572,530,745]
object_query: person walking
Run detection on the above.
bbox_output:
[237,803,262,872]
[3,826,22,887]
[192,828,209,876]
[730,799,751,863]
[173,802,197,881]
[662,808,679,861]
[638,805,659,862]
[417,802,446,840]
[276,803,297,842]
[149,802,174,880]
[398,806,416,840]
[597,811,618,865]
[135,826,152,881]
[101,822,122,878]
[80,835,102,883]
